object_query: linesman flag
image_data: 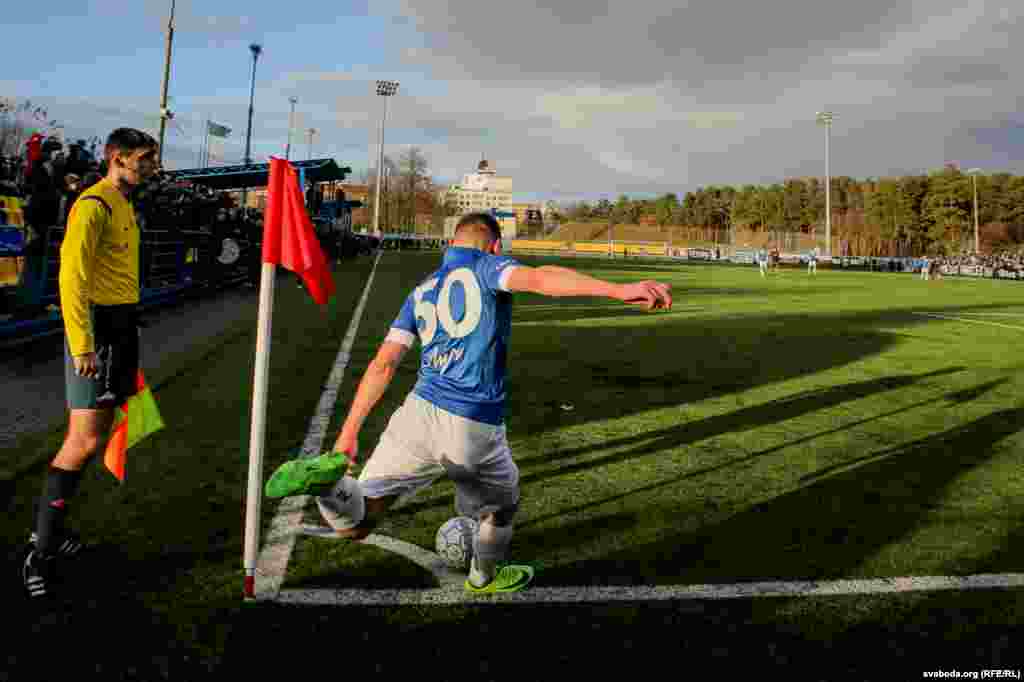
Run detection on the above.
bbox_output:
[243,156,335,599]
[103,370,165,482]
[207,121,231,138]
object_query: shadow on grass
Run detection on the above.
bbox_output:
[536,406,1024,587]
[397,368,971,519]
[520,367,967,474]
[515,378,1008,531]
[503,300,1020,444]
[1,538,238,680]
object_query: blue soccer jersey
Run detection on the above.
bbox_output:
[386,247,523,426]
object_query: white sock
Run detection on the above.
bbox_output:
[468,521,514,587]
[316,476,365,531]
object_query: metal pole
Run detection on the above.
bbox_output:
[157,0,176,167]
[242,43,261,211]
[285,97,297,160]
[373,97,387,236]
[383,166,389,233]
[825,120,831,258]
[973,173,980,254]
[307,128,316,160]
[244,47,260,165]
[198,119,207,167]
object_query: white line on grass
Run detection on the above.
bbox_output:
[300,526,466,586]
[272,572,1024,607]
[254,250,383,601]
[942,312,1024,318]
[912,311,1024,332]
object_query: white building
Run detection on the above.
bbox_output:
[441,159,513,214]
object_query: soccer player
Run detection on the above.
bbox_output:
[316,212,672,593]
[23,129,159,598]
[758,247,768,277]
[808,246,819,275]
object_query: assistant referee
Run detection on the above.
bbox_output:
[23,128,159,599]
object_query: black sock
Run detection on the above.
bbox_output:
[33,467,83,557]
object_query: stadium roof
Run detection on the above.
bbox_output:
[163,158,351,190]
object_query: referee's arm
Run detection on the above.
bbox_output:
[58,201,106,356]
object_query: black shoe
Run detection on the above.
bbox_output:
[28,531,84,557]
[22,549,55,599]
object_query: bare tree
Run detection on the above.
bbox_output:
[0,97,59,159]
[397,146,431,233]
[363,155,398,230]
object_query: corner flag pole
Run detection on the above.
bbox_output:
[243,260,276,598]
[241,157,334,599]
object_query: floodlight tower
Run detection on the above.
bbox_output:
[243,43,263,167]
[373,80,399,237]
[816,111,835,257]
[241,42,262,211]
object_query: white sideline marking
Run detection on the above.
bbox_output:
[273,527,1024,606]
[271,572,1024,607]
[254,251,383,601]
[912,311,1024,332]
[300,526,465,587]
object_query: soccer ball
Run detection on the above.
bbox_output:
[435,516,478,571]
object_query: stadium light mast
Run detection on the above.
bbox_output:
[241,43,262,211]
[285,96,297,160]
[373,80,399,238]
[968,168,982,255]
[307,127,317,160]
[156,0,176,168]
[816,111,835,257]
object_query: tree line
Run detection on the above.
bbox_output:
[556,164,1024,255]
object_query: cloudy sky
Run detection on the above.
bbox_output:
[2,0,1021,203]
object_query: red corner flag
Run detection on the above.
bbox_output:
[262,157,335,305]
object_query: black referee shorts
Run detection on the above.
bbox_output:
[64,303,140,410]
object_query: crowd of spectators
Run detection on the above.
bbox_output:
[931,250,1024,275]
[1,136,105,232]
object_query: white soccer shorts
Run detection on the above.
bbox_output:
[358,392,520,518]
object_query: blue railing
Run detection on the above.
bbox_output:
[0,223,257,344]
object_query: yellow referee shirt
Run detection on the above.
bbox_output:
[59,178,140,356]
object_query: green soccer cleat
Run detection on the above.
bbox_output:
[464,564,535,594]
[264,451,349,499]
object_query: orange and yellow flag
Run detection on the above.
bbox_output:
[103,369,164,482]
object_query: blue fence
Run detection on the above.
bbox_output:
[0,223,258,344]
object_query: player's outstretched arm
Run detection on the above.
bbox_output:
[506,265,672,310]
[333,340,409,461]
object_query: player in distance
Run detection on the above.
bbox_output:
[808,246,819,275]
[315,212,672,593]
